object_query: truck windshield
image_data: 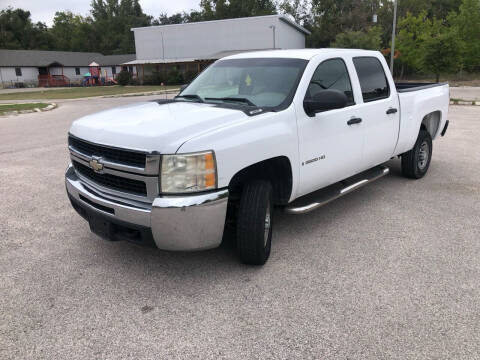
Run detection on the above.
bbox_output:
[179,58,308,109]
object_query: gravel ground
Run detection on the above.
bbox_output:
[1,98,479,359]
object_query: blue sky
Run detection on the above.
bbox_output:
[4,0,200,26]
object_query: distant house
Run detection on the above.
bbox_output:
[124,15,310,81]
[0,50,136,88]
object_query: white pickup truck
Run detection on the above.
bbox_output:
[65,49,449,265]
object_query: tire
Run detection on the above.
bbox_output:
[236,180,273,265]
[401,129,432,179]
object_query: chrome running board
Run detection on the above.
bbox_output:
[285,165,390,215]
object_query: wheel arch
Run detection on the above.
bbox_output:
[420,110,442,139]
[228,156,293,206]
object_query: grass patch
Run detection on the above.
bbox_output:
[0,85,179,101]
[0,103,49,115]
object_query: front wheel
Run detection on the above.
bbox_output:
[401,129,432,179]
[236,180,273,265]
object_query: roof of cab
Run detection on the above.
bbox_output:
[222,48,380,61]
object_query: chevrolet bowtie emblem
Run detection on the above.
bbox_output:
[89,156,104,173]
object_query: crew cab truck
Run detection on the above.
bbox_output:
[65,49,449,265]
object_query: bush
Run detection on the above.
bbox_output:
[143,71,165,85]
[128,77,139,85]
[165,68,184,85]
[116,70,131,86]
[184,70,198,83]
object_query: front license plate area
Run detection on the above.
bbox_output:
[89,216,115,241]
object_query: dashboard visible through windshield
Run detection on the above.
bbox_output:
[178,58,308,110]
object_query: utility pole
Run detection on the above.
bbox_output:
[160,32,166,99]
[269,25,276,49]
[390,0,398,74]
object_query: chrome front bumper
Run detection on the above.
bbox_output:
[65,164,228,251]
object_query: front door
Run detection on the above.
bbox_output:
[296,57,364,197]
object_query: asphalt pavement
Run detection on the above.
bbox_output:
[1,98,479,359]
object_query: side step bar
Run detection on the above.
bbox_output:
[285,165,390,214]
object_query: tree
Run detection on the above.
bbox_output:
[421,30,462,82]
[51,12,96,52]
[376,0,461,48]
[449,0,480,72]
[90,0,152,54]
[395,11,430,72]
[396,11,463,80]
[308,0,380,47]
[278,0,310,25]
[0,7,52,50]
[153,12,188,25]
[198,0,277,20]
[332,26,381,50]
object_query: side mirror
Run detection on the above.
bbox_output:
[303,89,348,117]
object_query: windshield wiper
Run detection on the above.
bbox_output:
[205,97,256,107]
[174,94,204,103]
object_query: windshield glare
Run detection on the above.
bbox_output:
[180,58,308,108]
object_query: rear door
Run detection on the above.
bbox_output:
[351,56,400,170]
[296,57,364,196]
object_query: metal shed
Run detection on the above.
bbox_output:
[125,15,310,82]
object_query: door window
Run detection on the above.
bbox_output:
[306,58,354,106]
[353,57,390,102]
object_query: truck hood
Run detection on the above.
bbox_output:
[69,101,249,153]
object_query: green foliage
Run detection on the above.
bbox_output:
[332,26,382,50]
[307,0,380,47]
[421,30,462,82]
[449,0,480,72]
[116,70,131,86]
[143,71,165,85]
[51,11,96,52]
[184,70,198,83]
[0,7,53,49]
[89,0,152,54]
[396,10,466,79]
[165,68,184,85]
[199,0,277,20]
[396,11,430,71]
[278,0,309,24]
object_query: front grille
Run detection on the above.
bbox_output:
[69,136,146,167]
[73,161,147,196]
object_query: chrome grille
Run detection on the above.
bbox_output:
[73,161,147,196]
[68,136,146,167]
[68,135,160,203]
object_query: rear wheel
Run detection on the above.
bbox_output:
[236,180,273,265]
[401,129,432,179]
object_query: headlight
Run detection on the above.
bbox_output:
[160,151,217,193]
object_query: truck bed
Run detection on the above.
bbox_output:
[393,82,449,157]
[395,82,448,93]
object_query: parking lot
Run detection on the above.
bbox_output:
[1,97,479,359]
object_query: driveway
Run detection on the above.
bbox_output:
[1,98,479,359]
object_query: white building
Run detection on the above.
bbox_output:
[125,15,310,80]
[0,50,136,88]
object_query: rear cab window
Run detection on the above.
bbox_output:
[353,57,390,102]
